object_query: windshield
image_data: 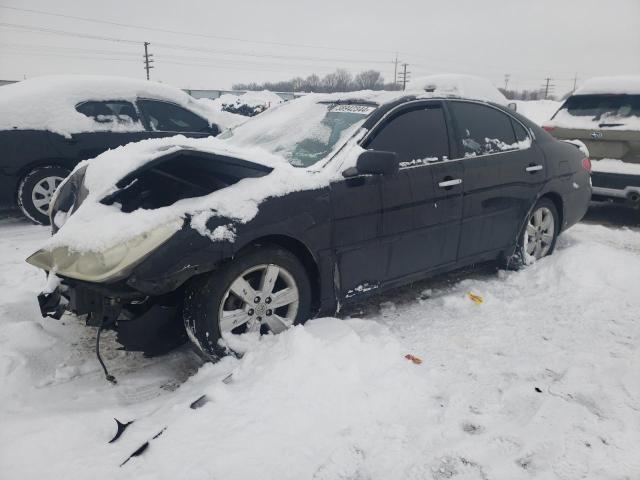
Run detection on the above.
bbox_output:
[223,96,377,167]
[554,94,640,126]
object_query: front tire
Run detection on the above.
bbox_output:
[183,246,312,359]
[507,198,559,269]
[17,166,70,225]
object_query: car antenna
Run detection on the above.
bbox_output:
[96,317,117,384]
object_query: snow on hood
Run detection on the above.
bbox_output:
[0,75,242,136]
[574,75,640,95]
[407,74,508,105]
[44,135,333,252]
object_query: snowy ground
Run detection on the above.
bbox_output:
[1,208,639,479]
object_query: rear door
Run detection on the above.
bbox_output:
[448,100,545,261]
[137,99,213,139]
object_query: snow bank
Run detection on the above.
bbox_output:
[0,75,241,136]
[575,75,640,95]
[514,100,561,125]
[408,74,508,105]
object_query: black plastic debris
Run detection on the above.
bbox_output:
[109,419,134,444]
[190,395,209,410]
[120,428,166,467]
[535,387,542,393]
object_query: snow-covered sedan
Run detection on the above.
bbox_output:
[27,90,591,364]
[0,75,242,224]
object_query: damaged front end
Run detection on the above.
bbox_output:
[27,148,272,356]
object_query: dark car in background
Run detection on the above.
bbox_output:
[0,75,228,224]
[27,90,592,361]
[544,76,640,208]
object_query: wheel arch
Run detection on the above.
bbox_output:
[238,234,322,315]
[539,191,564,231]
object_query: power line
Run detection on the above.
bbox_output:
[0,4,395,55]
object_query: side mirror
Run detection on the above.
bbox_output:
[209,122,221,136]
[354,150,398,176]
[507,102,517,112]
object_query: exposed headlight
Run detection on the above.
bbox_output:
[26,220,182,282]
[50,164,88,232]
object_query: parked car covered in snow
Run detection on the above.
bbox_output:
[0,75,239,224]
[543,76,640,208]
[27,90,591,363]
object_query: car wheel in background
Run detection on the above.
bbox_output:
[183,245,311,360]
[507,198,560,269]
[17,166,70,225]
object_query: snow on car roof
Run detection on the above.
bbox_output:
[0,74,243,136]
[407,74,508,105]
[574,75,640,96]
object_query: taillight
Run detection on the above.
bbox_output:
[542,125,555,133]
[582,157,591,172]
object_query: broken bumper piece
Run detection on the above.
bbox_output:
[37,288,67,319]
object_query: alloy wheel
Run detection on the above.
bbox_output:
[31,176,64,216]
[218,263,299,335]
[524,206,555,260]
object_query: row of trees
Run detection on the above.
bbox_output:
[233,69,401,93]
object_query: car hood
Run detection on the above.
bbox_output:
[43,135,332,253]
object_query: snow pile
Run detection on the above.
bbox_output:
[514,100,561,125]
[0,75,241,136]
[408,74,508,105]
[198,90,285,117]
[574,75,640,95]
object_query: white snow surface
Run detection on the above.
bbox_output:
[591,158,640,175]
[575,75,640,95]
[514,100,561,126]
[408,74,508,105]
[0,75,243,136]
[1,218,640,479]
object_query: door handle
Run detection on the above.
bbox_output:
[526,164,543,172]
[438,178,463,188]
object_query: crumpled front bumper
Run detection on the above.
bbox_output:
[37,278,185,354]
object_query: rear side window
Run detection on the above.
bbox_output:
[76,100,139,124]
[138,100,209,133]
[366,105,450,166]
[449,102,517,158]
[512,119,530,143]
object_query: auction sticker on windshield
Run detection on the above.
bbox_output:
[329,104,377,115]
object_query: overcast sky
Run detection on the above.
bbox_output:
[1,0,639,95]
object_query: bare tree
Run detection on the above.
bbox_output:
[354,70,384,90]
[333,69,354,92]
[304,74,321,92]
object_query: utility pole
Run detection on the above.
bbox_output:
[503,74,510,91]
[572,73,578,92]
[143,42,154,80]
[393,52,399,90]
[542,77,554,99]
[398,63,410,91]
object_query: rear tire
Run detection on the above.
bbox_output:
[183,246,311,360]
[17,166,70,225]
[506,198,559,270]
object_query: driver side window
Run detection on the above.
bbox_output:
[365,105,450,167]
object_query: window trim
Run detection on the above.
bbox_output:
[74,99,142,123]
[360,99,455,170]
[446,99,533,161]
[136,98,209,133]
